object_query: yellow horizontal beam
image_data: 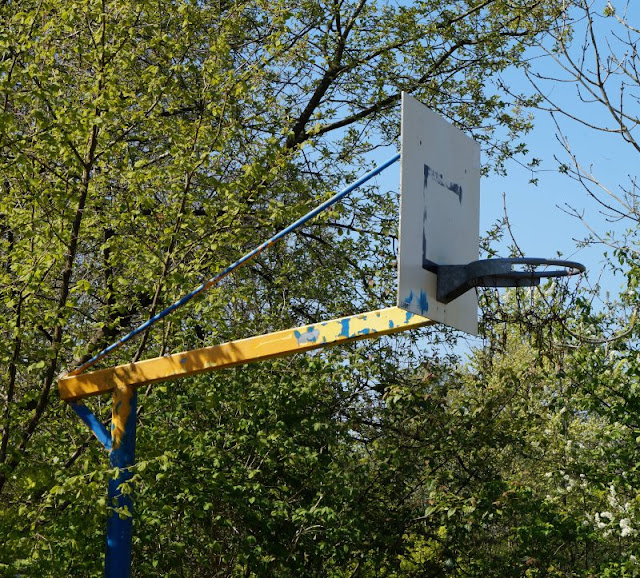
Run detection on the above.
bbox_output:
[58,307,432,402]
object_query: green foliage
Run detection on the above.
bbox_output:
[0,0,599,576]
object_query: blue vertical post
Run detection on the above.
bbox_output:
[105,385,137,578]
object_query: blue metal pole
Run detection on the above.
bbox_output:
[104,386,137,578]
[68,153,401,377]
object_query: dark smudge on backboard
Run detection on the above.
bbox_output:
[422,164,463,273]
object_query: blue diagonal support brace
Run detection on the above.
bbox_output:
[70,401,112,450]
[67,153,401,377]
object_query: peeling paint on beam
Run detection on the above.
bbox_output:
[58,307,432,402]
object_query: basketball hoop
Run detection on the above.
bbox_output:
[397,92,586,333]
[432,258,586,304]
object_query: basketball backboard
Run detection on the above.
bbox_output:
[397,93,480,335]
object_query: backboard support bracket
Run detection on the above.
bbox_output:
[431,258,586,304]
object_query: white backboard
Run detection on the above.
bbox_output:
[397,93,480,335]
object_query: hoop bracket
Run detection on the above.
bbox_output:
[429,258,586,304]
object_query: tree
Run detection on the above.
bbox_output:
[472,285,640,576]
[519,3,640,572]
[0,0,567,574]
[523,0,640,322]
[370,2,640,572]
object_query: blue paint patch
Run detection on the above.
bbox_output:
[339,319,351,338]
[402,291,414,308]
[294,327,320,345]
[388,320,395,329]
[358,328,371,336]
[418,291,429,314]
[180,357,187,364]
[405,311,414,324]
